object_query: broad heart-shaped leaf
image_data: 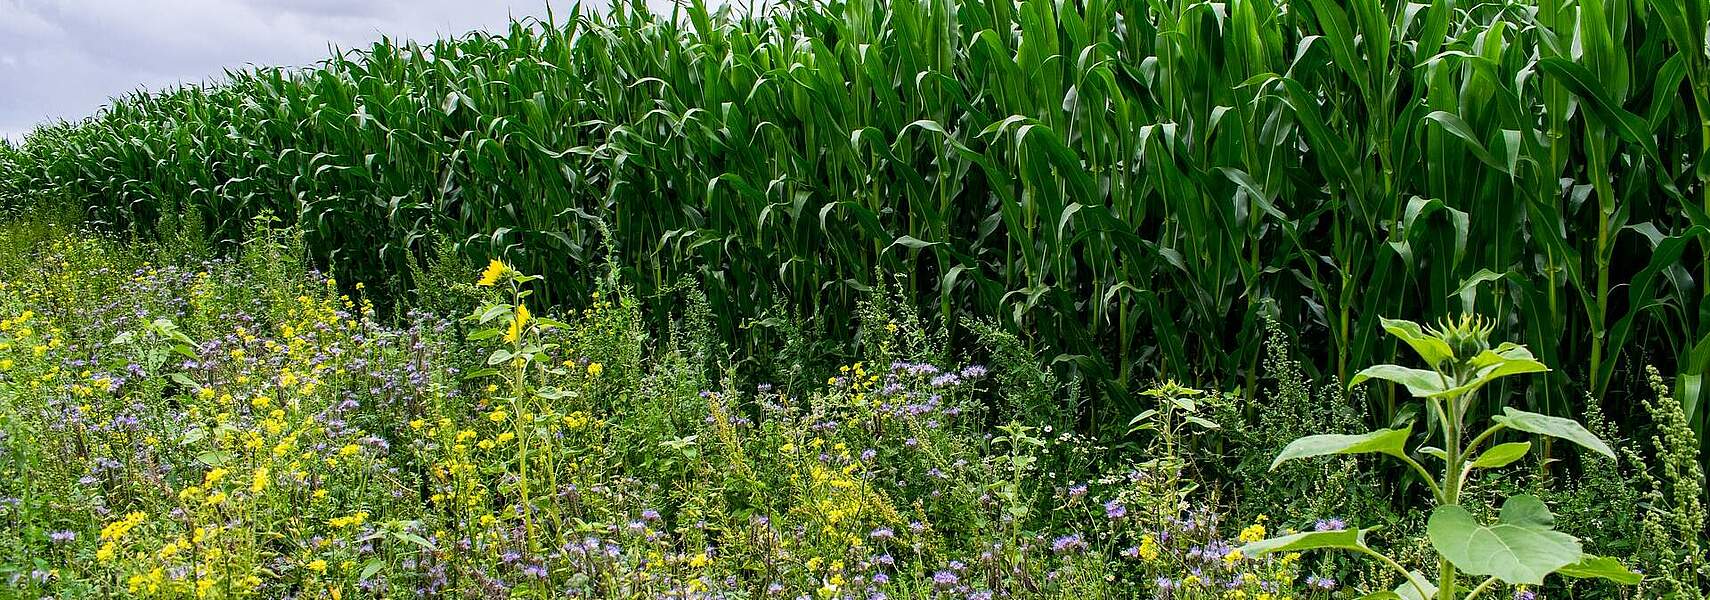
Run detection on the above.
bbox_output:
[1555,554,1642,585]
[1428,495,1581,585]
[1380,317,1455,368]
[1350,364,1448,398]
[1239,527,1371,556]
[1271,427,1411,471]
[1471,441,1532,469]
[1493,408,1616,459]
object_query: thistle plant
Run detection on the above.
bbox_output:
[1240,316,1640,599]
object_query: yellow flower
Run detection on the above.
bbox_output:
[477,259,509,287]
[587,362,603,377]
[1238,522,1267,543]
[488,409,508,423]
[251,467,270,493]
[563,411,589,430]
[306,559,327,574]
[329,511,368,528]
[504,304,530,343]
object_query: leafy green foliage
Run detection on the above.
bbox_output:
[1,0,1708,450]
[1493,408,1615,460]
[1426,495,1579,586]
[1271,428,1411,470]
[1247,317,1633,598]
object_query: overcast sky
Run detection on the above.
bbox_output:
[0,0,664,142]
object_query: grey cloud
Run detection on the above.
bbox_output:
[0,0,666,142]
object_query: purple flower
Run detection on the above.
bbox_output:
[1314,517,1346,532]
[49,530,76,543]
[932,570,958,587]
[1104,499,1127,519]
[1050,533,1087,554]
[869,527,894,541]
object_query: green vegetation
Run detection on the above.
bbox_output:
[1246,317,1638,599]
[1,0,1709,596]
[5,0,1710,450]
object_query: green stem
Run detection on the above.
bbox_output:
[1397,453,1445,503]
[1463,423,1507,459]
[1460,576,1501,600]
[1357,546,1434,600]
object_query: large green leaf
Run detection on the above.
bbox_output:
[1470,441,1531,469]
[1427,495,1581,585]
[1429,346,1549,399]
[1271,427,1412,470]
[1379,317,1455,368]
[1349,365,1449,398]
[1239,527,1371,556]
[1555,554,1642,585]
[1492,408,1615,459]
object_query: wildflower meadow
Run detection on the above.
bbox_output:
[2,0,1709,598]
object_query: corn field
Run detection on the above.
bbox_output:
[1,0,1707,451]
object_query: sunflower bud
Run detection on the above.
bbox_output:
[1429,314,1495,364]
